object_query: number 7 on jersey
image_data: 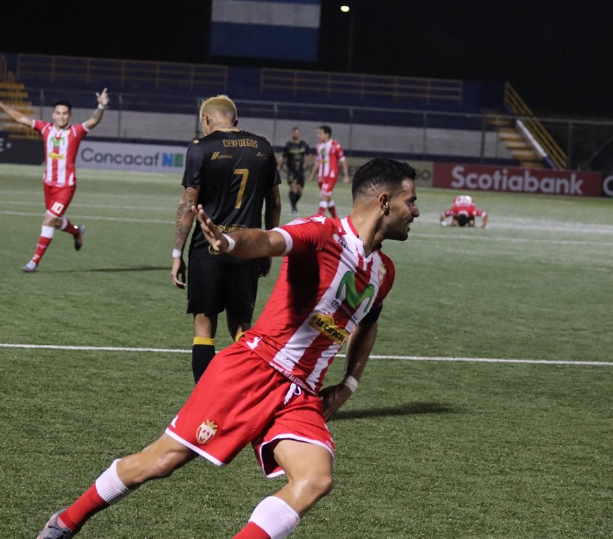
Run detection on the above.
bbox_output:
[234,168,249,208]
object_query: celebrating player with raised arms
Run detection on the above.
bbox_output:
[0,89,109,272]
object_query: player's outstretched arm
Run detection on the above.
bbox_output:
[0,100,34,127]
[84,88,109,130]
[192,204,287,258]
[320,320,378,421]
[481,213,489,229]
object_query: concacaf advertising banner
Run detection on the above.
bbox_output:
[434,162,602,197]
[76,141,187,173]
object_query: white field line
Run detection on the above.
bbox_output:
[0,343,611,367]
[1,209,611,246]
[0,189,178,200]
[1,200,173,212]
[415,233,612,246]
[2,201,611,237]
[0,210,173,225]
[1,209,612,247]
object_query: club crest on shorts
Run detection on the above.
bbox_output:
[196,419,218,444]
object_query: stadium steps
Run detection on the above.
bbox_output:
[0,81,39,139]
[488,119,543,168]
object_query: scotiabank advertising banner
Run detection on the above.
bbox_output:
[601,173,613,198]
[434,163,602,197]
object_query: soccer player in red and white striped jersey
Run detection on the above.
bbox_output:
[34,158,419,539]
[309,125,349,218]
[439,195,489,228]
[0,88,109,272]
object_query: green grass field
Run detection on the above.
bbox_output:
[1,163,612,538]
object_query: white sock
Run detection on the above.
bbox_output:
[248,496,300,539]
[41,225,55,239]
[60,216,69,230]
[95,459,133,505]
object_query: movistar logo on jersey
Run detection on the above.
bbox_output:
[336,271,375,311]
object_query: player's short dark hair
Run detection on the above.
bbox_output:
[53,99,72,111]
[319,125,332,136]
[352,158,416,199]
[455,214,475,227]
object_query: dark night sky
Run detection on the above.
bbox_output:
[2,0,611,119]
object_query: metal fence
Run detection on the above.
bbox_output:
[16,88,613,171]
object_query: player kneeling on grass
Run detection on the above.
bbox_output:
[439,195,488,228]
[35,157,420,539]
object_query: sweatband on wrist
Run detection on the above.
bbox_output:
[172,248,182,259]
[98,103,107,110]
[224,234,236,253]
[341,375,359,393]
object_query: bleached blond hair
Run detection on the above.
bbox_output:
[199,95,237,126]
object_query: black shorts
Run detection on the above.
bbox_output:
[287,169,305,187]
[187,256,259,321]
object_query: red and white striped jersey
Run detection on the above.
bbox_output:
[33,121,89,187]
[242,215,395,394]
[442,202,486,218]
[314,139,345,179]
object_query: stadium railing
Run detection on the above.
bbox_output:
[503,82,568,170]
[15,54,229,93]
[259,68,463,105]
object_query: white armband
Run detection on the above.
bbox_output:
[341,375,359,393]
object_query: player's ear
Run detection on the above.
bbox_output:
[233,119,238,127]
[380,193,390,215]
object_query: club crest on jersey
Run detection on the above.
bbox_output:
[196,420,218,444]
[309,313,348,345]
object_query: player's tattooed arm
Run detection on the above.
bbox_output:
[174,187,199,250]
[171,186,199,289]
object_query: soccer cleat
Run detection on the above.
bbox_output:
[74,225,85,251]
[36,509,74,539]
[291,208,298,214]
[22,260,38,273]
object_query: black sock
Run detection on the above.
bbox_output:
[192,343,215,383]
[289,191,297,209]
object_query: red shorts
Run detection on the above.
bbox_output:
[319,176,337,197]
[44,183,76,218]
[165,343,335,477]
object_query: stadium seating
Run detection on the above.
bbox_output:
[1,52,547,166]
